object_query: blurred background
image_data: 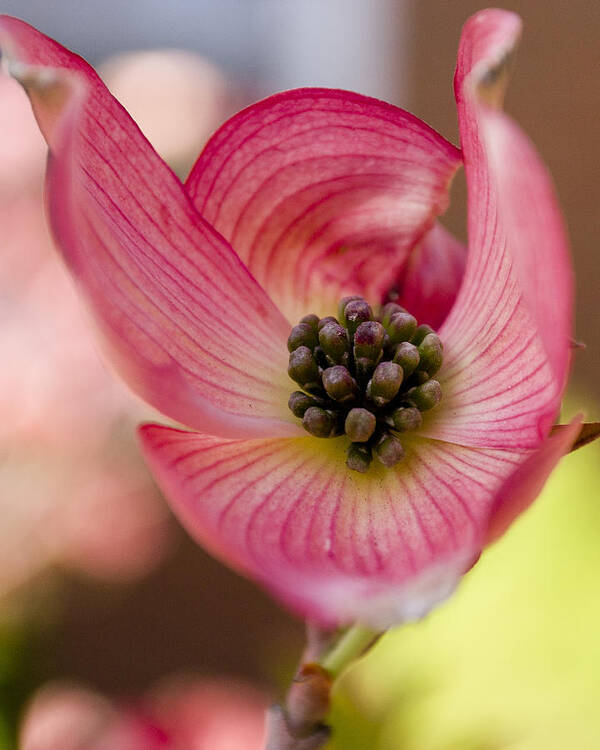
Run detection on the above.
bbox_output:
[0,1,598,748]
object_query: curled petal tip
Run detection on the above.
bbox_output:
[563,421,600,453]
[485,417,582,545]
[4,58,51,85]
[0,50,83,148]
[456,9,523,104]
[432,8,572,452]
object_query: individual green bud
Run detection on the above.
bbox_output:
[380,302,406,328]
[417,333,443,375]
[375,432,405,467]
[288,346,320,389]
[318,321,350,366]
[346,442,373,473]
[302,406,338,438]
[407,379,442,411]
[411,324,435,346]
[391,406,423,432]
[344,407,377,442]
[338,295,363,323]
[353,321,384,380]
[300,313,320,332]
[387,311,417,344]
[343,299,373,336]
[287,322,318,352]
[322,366,358,404]
[317,315,338,331]
[288,391,320,418]
[367,361,404,407]
[393,341,420,377]
[353,321,385,362]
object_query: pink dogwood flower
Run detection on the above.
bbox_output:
[0,9,581,627]
[20,677,267,750]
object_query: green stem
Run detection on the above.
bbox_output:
[319,624,380,680]
[268,625,382,748]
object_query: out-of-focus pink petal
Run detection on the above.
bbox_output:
[139,424,535,628]
[0,446,169,596]
[186,88,461,322]
[21,678,267,750]
[485,417,581,545]
[20,683,117,750]
[420,9,573,451]
[60,465,171,582]
[0,16,299,439]
[100,50,228,174]
[20,684,168,750]
[148,677,267,750]
[395,222,467,329]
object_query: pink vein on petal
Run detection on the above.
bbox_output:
[186,88,461,321]
[427,9,572,451]
[0,16,299,438]
[138,424,532,626]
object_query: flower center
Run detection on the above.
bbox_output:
[287,296,443,473]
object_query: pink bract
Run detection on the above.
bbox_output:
[0,9,577,627]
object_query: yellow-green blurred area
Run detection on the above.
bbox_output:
[328,413,600,750]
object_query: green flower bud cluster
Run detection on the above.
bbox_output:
[287,297,443,473]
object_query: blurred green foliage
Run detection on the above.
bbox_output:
[0,621,42,750]
[329,429,600,749]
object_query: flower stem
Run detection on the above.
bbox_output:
[263,624,382,749]
[319,624,380,679]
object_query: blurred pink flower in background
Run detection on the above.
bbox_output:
[19,677,267,750]
[99,49,232,177]
[0,47,232,599]
[0,72,170,598]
